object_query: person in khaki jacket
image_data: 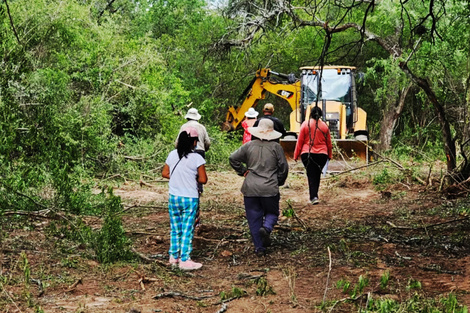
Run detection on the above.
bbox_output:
[229,119,289,257]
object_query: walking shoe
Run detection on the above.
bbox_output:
[255,249,266,257]
[311,197,319,205]
[259,227,272,247]
[169,256,179,267]
[179,259,203,271]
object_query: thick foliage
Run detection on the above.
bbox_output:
[94,188,133,263]
[0,0,241,262]
[1,0,470,265]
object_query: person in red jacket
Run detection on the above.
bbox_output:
[242,108,259,144]
[293,105,333,205]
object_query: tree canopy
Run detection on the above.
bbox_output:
[1,0,469,213]
[218,0,470,179]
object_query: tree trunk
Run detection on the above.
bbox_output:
[399,62,457,174]
[377,83,412,151]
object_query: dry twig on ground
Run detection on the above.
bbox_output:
[323,247,332,303]
[329,160,384,177]
[214,303,227,313]
[65,278,82,292]
[153,291,215,301]
[3,210,52,219]
[122,204,167,213]
[387,217,469,230]
[131,248,174,268]
[131,248,155,263]
[139,179,156,188]
[136,273,158,291]
[194,236,248,243]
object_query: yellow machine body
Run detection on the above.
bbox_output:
[224,66,369,161]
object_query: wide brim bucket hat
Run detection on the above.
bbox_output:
[185,108,201,120]
[248,118,282,141]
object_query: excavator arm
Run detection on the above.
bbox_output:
[223,66,370,163]
[222,68,301,131]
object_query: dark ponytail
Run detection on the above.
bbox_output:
[177,131,197,159]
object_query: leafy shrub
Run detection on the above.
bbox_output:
[94,188,133,264]
[254,277,276,296]
[205,127,245,168]
[373,169,394,186]
[50,161,94,215]
[219,286,247,301]
[440,293,468,313]
[380,270,390,289]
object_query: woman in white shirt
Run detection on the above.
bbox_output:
[162,127,207,270]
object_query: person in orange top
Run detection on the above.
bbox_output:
[242,108,259,144]
[293,106,333,205]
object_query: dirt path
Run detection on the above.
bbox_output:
[2,168,470,312]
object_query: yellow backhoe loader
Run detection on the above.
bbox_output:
[223,66,369,161]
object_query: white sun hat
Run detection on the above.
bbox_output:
[245,107,259,118]
[185,108,201,121]
[248,119,282,141]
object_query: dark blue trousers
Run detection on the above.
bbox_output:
[244,194,280,253]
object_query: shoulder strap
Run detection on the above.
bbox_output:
[170,152,196,176]
[170,157,183,176]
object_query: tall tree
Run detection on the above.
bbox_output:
[217,0,470,181]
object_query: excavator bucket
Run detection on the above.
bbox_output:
[280,138,369,162]
[279,137,297,160]
[333,139,369,162]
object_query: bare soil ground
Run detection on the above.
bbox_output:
[1,161,470,312]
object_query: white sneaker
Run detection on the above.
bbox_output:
[311,197,319,205]
[179,259,203,271]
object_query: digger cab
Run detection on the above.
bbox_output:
[280,66,369,162]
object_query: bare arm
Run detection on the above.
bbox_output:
[197,165,208,184]
[162,164,170,179]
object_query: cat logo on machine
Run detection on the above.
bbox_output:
[277,90,294,99]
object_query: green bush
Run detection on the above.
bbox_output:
[94,188,133,264]
[372,169,394,186]
[206,128,243,168]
